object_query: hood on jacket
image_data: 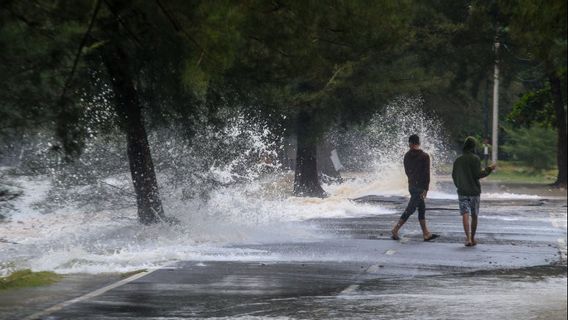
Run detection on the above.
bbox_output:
[463,136,477,153]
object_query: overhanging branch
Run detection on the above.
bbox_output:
[59,0,103,104]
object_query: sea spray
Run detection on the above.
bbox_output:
[0,97,536,275]
[0,107,382,274]
[327,96,451,198]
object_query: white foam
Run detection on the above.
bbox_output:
[1,173,397,274]
[0,173,545,276]
[0,99,549,275]
[483,192,541,200]
[2,175,51,218]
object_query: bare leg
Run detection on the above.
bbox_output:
[391,219,405,240]
[419,219,431,240]
[462,213,472,246]
[471,215,478,246]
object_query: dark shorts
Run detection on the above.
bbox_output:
[459,195,480,216]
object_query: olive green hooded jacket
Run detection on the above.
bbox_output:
[452,137,493,196]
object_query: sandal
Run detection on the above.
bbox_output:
[423,234,439,242]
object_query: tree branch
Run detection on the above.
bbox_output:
[154,0,223,69]
[102,0,143,47]
[154,0,200,48]
[59,0,103,103]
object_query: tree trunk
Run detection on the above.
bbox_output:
[293,111,326,197]
[101,41,166,224]
[549,73,567,187]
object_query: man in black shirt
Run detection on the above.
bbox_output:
[391,134,439,241]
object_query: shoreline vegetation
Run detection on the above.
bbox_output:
[0,269,148,291]
[0,269,61,290]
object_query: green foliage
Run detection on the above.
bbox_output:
[0,0,565,161]
[227,0,417,140]
[508,86,556,128]
[181,60,210,99]
[499,0,566,184]
[0,0,248,154]
[0,269,61,290]
[0,0,103,157]
[499,0,567,128]
[169,0,246,99]
[499,0,567,73]
[502,125,557,171]
[391,1,523,141]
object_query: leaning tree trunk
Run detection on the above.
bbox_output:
[293,111,326,197]
[549,72,567,187]
[101,42,165,224]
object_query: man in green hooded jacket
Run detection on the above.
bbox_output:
[452,136,496,247]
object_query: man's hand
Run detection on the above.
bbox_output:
[420,190,428,200]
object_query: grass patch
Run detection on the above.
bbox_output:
[487,161,557,184]
[120,269,147,278]
[438,161,557,184]
[0,269,61,290]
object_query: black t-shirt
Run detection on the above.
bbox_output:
[403,149,430,191]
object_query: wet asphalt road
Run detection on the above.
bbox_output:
[6,194,568,320]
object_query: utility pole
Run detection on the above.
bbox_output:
[483,81,490,139]
[483,81,490,167]
[491,35,500,165]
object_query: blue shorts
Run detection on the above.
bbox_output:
[459,196,480,216]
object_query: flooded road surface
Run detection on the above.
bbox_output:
[33,263,566,320]
[7,189,565,320]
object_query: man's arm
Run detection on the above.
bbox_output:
[452,160,458,188]
[419,154,430,200]
[403,153,410,176]
[424,154,431,191]
[479,167,493,179]
[475,156,494,179]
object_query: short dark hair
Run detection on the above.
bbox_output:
[409,134,420,145]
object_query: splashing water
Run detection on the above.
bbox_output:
[0,108,387,275]
[325,97,451,199]
[0,98,540,275]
